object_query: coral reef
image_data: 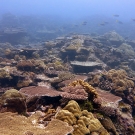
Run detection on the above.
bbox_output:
[0,30,135,135]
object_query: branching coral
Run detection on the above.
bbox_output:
[69,79,98,99]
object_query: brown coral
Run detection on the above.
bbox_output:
[0,89,26,114]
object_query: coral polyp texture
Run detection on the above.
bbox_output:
[0,112,73,135]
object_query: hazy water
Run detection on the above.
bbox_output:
[0,0,135,39]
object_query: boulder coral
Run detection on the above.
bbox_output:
[56,100,109,135]
[0,89,26,114]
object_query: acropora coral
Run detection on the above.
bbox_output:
[69,79,98,99]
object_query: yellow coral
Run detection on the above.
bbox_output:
[55,110,77,125]
[63,100,81,118]
[56,100,109,135]
[73,120,90,135]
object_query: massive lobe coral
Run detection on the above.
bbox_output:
[56,100,109,135]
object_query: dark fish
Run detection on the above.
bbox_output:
[116,20,123,24]
[104,22,109,24]
[124,37,129,40]
[82,21,87,25]
[131,18,135,21]
[113,14,119,17]
[99,23,105,26]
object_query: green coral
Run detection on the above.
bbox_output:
[79,100,94,112]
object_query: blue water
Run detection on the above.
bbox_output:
[0,0,135,39]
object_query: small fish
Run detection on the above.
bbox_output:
[116,20,123,24]
[74,24,78,27]
[99,23,105,26]
[82,21,87,25]
[131,18,135,21]
[124,37,129,40]
[104,22,109,24]
[113,14,119,17]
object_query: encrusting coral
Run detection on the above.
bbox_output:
[0,112,73,135]
[56,100,109,135]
